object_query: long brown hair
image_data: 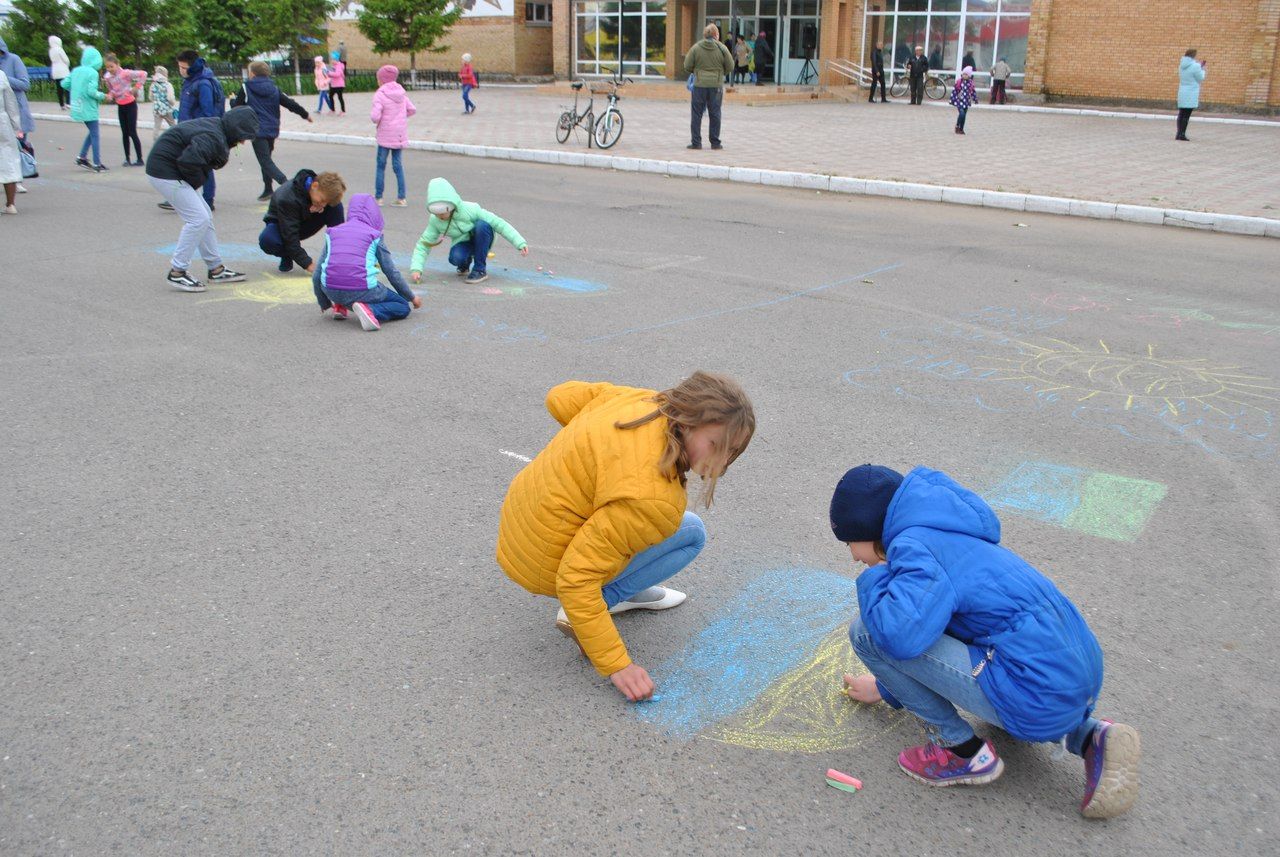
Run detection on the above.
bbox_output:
[615,371,755,507]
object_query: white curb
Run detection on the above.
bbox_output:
[33,111,1280,238]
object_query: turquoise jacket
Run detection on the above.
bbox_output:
[1177,56,1206,109]
[61,46,105,123]
[411,177,526,272]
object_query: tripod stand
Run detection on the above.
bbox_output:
[796,53,818,85]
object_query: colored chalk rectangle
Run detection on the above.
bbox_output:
[636,568,857,737]
[989,462,1166,542]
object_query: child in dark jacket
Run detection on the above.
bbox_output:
[232,61,313,200]
[144,106,258,292]
[259,169,346,273]
[312,193,420,331]
[831,465,1140,819]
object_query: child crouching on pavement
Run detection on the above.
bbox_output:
[410,177,528,286]
[830,465,1141,818]
[312,193,420,331]
[259,169,346,273]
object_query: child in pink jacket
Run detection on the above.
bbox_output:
[370,65,416,206]
[459,53,477,114]
[328,51,346,114]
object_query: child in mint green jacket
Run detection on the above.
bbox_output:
[409,177,528,285]
[62,46,109,171]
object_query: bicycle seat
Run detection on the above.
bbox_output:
[571,81,584,91]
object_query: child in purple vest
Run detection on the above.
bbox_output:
[312,193,421,331]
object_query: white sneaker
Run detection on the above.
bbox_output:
[608,586,687,614]
[16,184,27,194]
[2,204,16,215]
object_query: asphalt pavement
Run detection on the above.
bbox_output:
[1,121,1277,855]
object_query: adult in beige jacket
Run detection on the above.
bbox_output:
[683,24,734,150]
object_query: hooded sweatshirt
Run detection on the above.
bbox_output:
[855,467,1104,743]
[370,66,416,148]
[178,57,224,121]
[62,46,105,124]
[313,194,414,306]
[682,37,734,88]
[0,36,33,132]
[145,106,259,188]
[410,178,526,272]
[264,169,344,270]
[48,36,71,80]
[231,74,309,139]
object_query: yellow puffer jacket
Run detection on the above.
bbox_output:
[496,381,687,676]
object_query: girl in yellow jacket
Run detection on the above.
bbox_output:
[497,372,755,702]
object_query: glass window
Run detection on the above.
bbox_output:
[646,14,666,64]
[926,15,958,72]
[931,0,962,11]
[575,1,667,77]
[791,0,819,15]
[999,0,1033,12]
[965,15,996,75]
[896,0,928,12]
[967,0,999,11]
[705,1,732,18]
[893,15,926,69]
[994,17,1028,75]
[757,1,778,16]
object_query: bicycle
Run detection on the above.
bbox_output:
[556,80,596,147]
[592,68,632,150]
[890,65,948,101]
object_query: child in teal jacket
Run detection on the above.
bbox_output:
[62,46,109,171]
[409,177,528,285]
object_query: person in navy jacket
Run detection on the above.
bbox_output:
[831,465,1141,818]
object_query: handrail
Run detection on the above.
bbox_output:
[825,58,871,89]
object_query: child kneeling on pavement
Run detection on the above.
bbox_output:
[410,177,528,286]
[831,465,1141,819]
[144,105,259,292]
[259,169,346,273]
[312,193,420,331]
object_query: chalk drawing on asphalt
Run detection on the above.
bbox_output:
[988,461,1168,542]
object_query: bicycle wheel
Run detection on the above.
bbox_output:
[926,77,946,100]
[889,77,907,98]
[594,109,624,149]
[556,111,573,144]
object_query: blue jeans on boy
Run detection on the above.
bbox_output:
[462,85,475,112]
[316,282,411,322]
[448,219,494,275]
[850,617,1099,755]
[79,121,100,164]
[375,146,405,200]
[602,513,706,608]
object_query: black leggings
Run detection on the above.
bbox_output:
[330,87,346,112]
[118,101,143,161]
[1176,107,1194,139]
[55,78,68,108]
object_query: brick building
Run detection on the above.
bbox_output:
[333,2,1280,109]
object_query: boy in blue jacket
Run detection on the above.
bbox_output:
[831,465,1140,819]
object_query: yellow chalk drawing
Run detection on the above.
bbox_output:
[706,628,909,753]
[975,339,1278,414]
[198,271,314,309]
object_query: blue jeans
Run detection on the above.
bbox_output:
[956,106,968,130]
[316,282,411,322]
[690,86,723,147]
[79,121,100,163]
[202,169,215,205]
[447,219,494,274]
[462,84,475,112]
[317,91,332,112]
[375,146,405,200]
[850,617,1100,754]
[602,513,706,608]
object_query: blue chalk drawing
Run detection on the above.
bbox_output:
[637,568,858,737]
[989,461,1084,525]
[583,262,902,344]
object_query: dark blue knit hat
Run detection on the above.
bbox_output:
[829,465,904,543]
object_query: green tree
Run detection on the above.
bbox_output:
[246,0,336,94]
[72,0,197,67]
[191,0,254,65]
[355,0,460,76]
[2,0,76,61]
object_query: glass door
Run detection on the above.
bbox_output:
[778,0,820,85]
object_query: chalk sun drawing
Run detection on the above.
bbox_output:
[842,308,1278,460]
[637,569,907,752]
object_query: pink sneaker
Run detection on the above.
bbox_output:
[352,302,381,331]
[898,740,1004,787]
[1080,720,1141,819]
[332,304,348,320]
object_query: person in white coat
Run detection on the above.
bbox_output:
[0,70,25,213]
[49,35,71,110]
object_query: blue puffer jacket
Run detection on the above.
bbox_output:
[856,467,1104,743]
[178,58,224,121]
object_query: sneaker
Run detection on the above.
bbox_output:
[75,156,92,170]
[157,201,174,211]
[257,190,273,202]
[331,304,349,320]
[352,301,381,331]
[710,143,723,150]
[134,159,145,167]
[375,197,384,206]
[16,184,27,194]
[91,163,109,173]
[393,199,407,207]
[278,257,294,273]
[455,265,470,277]
[686,143,702,150]
[2,204,16,215]
[608,586,687,615]
[1080,720,1141,819]
[898,740,1004,787]
[465,270,489,285]
[166,270,206,292]
[207,266,246,284]
[554,609,587,658]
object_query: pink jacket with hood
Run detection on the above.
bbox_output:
[370,65,417,148]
